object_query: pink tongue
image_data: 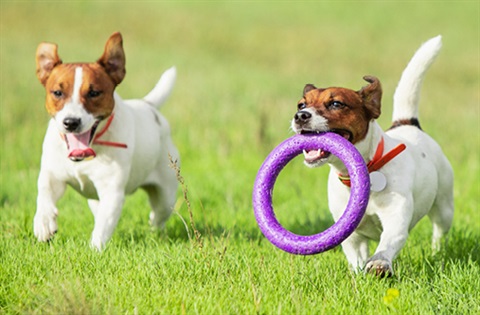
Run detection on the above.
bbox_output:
[66,131,96,160]
[304,149,329,163]
[304,150,321,163]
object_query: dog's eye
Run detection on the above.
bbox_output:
[52,90,63,98]
[87,90,102,98]
[297,102,307,110]
[328,101,346,110]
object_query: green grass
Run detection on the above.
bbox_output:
[1,1,479,314]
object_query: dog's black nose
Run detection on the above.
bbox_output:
[294,110,312,123]
[63,118,81,132]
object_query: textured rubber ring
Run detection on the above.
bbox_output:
[252,133,370,255]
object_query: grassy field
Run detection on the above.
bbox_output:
[1,1,479,314]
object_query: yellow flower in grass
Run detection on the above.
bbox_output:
[383,288,400,306]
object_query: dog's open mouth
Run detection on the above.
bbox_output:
[303,148,331,163]
[64,121,100,162]
[299,129,353,165]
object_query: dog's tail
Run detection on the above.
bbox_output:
[143,66,177,109]
[391,36,442,128]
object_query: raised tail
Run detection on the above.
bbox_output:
[143,66,177,109]
[392,36,442,125]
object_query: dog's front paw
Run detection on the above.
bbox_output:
[365,258,393,278]
[90,234,106,251]
[33,210,58,242]
[90,229,110,251]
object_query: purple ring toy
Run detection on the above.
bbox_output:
[252,133,370,255]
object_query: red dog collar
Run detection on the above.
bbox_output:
[92,113,128,148]
[338,137,406,187]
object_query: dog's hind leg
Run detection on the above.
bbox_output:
[429,160,454,252]
[145,144,179,229]
[144,182,177,229]
[144,158,179,229]
[429,203,453,253]
[428,191,454,252]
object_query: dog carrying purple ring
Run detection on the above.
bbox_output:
[252,132,370,255]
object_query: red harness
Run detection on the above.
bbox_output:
[92,113,128,148]
[338,137,406,187]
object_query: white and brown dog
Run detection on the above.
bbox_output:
[291,36,454,276]
[34,32,179,250]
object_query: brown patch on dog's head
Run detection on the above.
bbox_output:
[35,32,126,118]
[294,76,382,144]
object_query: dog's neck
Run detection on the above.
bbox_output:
[329,121,384,174]
[95,94,120,136]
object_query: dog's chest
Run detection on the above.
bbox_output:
[68,174,98,199]
[356,212,383,240]
[66,165,101,199]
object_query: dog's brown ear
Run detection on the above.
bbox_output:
[97,32,126,85]
[358,75,382,119]
[303,84,316,96]
[36,43,62,86]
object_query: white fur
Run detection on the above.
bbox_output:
[144,66,177,107]
[327,36,454,275]
[72,67,83,104]
[393,36,442,120]
[34,67,179,250]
